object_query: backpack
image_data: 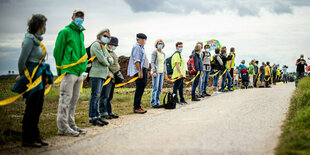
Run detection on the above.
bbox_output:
[86,41,103,73]
[166,52,181,75]
[211,55,220,71]
[163,92,177,109]
[187,55,196,74]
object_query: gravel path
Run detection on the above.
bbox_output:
[2,83,295,155]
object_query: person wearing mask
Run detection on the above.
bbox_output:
[105,36,121,118]
[295,54,308,87]
[191,44,203,101]
[172,42,187,104]
[282,65,288,83]
[150,39,167,108]
[127,33,149,114]
[12,14,52,147]
[265,61,271,88]
[253,60,259,87]
[196,42,204,98]
[219,48,233,92]
[54,9,88,137]
[88,29,114,126]
[212,48,224,94]
[248,60,255,88]
[227,47,236,89]
[201,44,212,96]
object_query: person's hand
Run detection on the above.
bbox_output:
[197,71,200,74]
[15,75,20,82]
[44,76,49,85]
[164,74,168,80]
[138,71,143,79]
[180,74,184,78]
[153,72,157,78]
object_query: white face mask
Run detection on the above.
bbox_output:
[206,49,210,52]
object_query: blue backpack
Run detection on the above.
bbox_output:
[166,51,181,75]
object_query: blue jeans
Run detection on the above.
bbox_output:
[260,74,265,82]
[173,78,185,103]
[150,73,164,107]
[283,74,288,83]
[201,70,210,92]
[89,78,105,120]
[220,71,232,91]
[191,74,201,98]
[212,71,221,89]
[99,80,113,116]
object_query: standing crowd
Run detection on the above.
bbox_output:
[12,10,308,147]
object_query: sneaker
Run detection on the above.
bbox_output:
[134,108,147,114]
[197,95,203,98]
[35,138,48,146]
[58,130,79,137]
[76,128,87,134]
[180,101,188,104]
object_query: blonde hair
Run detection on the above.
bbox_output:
[154,39,165,48]
[194,44,202,52]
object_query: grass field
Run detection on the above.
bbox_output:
[276,76,310,155]
[0,78,192,145]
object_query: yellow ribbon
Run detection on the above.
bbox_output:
[56,53,88,69]
[103,77,112,86]
[166,72,201,84]
[115,77,139,88]
[220,69,227,79]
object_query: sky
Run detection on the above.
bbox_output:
[0,0,310,75]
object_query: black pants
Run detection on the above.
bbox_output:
[22,89,45,142]
[134,69,147,109]
[229,68,234,87]
[173,78,185,103]
[253,74,258,87]
[107,82,115,114]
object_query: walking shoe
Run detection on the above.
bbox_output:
[180,101,188,104]
[197,95,203,98]
[57,130,79,137]
[35,138,48,146]
[22,141,42,148]
[89,119,105,126]
[192,97,201,101]
[202,91,211,96]
[98,118,109,125]
[76,128,87,134]
[109,113,119,119]
[134,108,147,114]
[102,115,113,120]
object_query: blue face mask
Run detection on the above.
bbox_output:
[42,28,46,35]
[178,48,183,52]
[74,17,83,27]
[111,46,117,51]
[157,44,163,50]
[101,37,109,44]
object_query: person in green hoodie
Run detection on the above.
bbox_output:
[53,9,87,137]
[248,60,255,88]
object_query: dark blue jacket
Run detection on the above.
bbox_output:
[191,52,203,72]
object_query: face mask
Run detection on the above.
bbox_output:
[206,49,209,52]
[111,46,117,51]
[157,44,163,50]
[178,48,183,52]
[74,17,83,27]
[101,37,109,44]
[42,28,46,35]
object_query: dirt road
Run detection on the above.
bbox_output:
[2,83,295,155]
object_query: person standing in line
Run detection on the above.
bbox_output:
[201,44,212,96]
[295,54,307,87]
[127,33,149,114]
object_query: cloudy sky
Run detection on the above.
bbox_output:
[0,0,309,75]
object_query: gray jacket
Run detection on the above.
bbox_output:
[151,50,167,73]
[18,33,45,74]
[201,50,211,71]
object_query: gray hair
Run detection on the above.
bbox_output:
[97,28,110,39]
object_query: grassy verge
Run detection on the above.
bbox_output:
[0,79,192,145]
[276,76,310,155]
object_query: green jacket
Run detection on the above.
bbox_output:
[89,39,114,80]
[108,49,121,83]
[53,22,87,76]
[248,63,255,76]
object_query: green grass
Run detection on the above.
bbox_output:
[0,79,191,145]
[276,76,310,155]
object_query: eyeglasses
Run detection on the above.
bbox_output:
[103,35,110,39]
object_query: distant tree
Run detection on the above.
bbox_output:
[8,70,11,74]
[12,71,14,74]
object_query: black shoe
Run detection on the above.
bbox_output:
[89,119,105,126]
[192,97,200,101]
[98,118,109,125]
[180,101,188,104]
[22,141,42,148]
[36,139,48,146]
[109,114,119,119]
[197,95,203,98]
[152,105,161,108]
[102,115,113,120]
